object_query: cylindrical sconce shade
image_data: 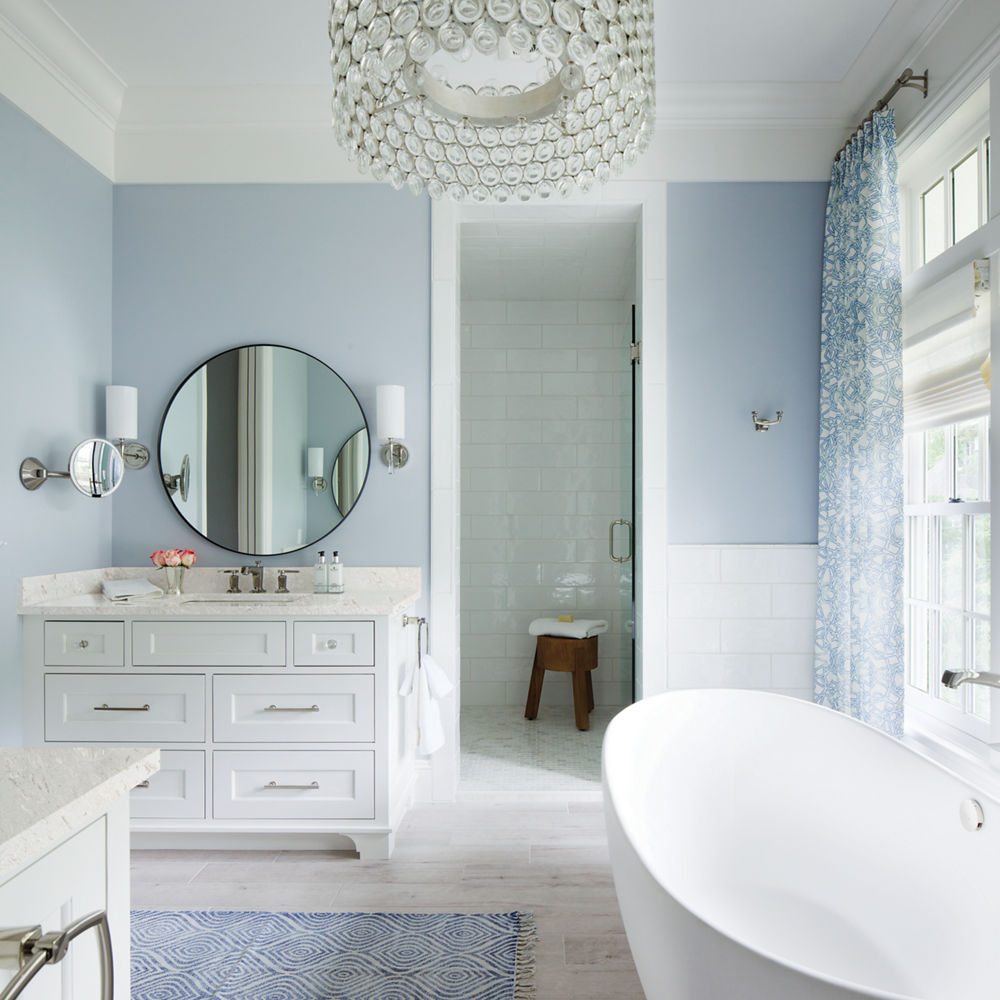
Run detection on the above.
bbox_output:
[376,385,405,439]
[106,385,138,441]
[307,447,325,477]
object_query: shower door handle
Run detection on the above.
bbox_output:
[609,519,633,563]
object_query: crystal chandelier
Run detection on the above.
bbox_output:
[329,0,655,202]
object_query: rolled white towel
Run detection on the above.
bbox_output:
[529,618,608,640]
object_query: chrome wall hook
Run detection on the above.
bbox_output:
[752,410,783,432]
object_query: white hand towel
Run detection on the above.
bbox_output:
[417,667,446,755]
[398,658,417,697]
[421,654,453,700]
[528,618,608,640]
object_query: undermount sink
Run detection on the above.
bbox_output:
[180,592,306,604]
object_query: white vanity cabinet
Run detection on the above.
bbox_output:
[21,580,420,862]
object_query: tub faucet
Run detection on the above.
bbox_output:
[941,669,1000,690]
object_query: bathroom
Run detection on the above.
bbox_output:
[1,0,1000,997]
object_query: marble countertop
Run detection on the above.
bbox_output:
[0,747,159,882]
[18,567,421,618]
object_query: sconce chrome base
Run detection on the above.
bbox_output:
[19,457,67,491]
[311,476,328,494]
[117,440,150,469]
[381,442,409,472]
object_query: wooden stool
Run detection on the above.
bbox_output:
[523,634,598,731]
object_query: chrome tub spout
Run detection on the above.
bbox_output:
[941,670,1000,690]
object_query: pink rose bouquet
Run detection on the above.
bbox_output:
[150,548,197,568]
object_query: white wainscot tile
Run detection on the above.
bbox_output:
[503,395,577,420]
[461,396,506,420]
[506,490,576,516]
[506,348,578,372]
[577,300,631,324]
[669,654,771,689]
[461,682,510,707]
[667,619,721,654]
[542,324,616,349]
[507,300,578,324]
[463,372,542,397]
[466,324,541,349]
[460,300,507,324]
[771,654,816,688]
[543,372,614,396]
[462,349,508,372]
[505,443,578,468]
[670,584,770,619]
[771,584,818,619]
[720,618,816,654]
[720,545,818,584]
[667,546,721,584]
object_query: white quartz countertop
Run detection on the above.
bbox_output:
[18,567,420,618]
[0,747,159,882]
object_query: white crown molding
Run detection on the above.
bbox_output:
[0,0,124,177]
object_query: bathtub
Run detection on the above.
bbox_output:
[602,689,1000,1000]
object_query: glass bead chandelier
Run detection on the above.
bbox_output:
[328,0,655,202]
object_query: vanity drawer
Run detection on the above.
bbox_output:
[213,750,375,820]
[45,674,206,742]
[131,750,205,819]
[213,675,375,743]
[44,620,124,666]
[133,620,286,667]
[293,621,374,667]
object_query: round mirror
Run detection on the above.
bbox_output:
[69,438,125,497]
[158,345,370,555]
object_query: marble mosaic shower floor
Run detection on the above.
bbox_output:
[459,705,623,793]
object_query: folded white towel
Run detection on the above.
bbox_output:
[529,618,608,640]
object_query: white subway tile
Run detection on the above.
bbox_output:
[720,618,816,654]
[461,682,510,706]
[771,654,816,688]
[508,300,578,324]
[575,491,626,516]
[542,420,617,444]
[576,443,626,468]
[667,619,721,654]
[720,545,819,584]
[773,687,815,702]
[505,395,577,420]
[461,491,507,515]
[771,584,818,619]
[506,633,538,658]
[461,348,508,372]
[462,539,507,563]
[471,658,532,683]
[542,324,616,348]
[463,372,542,397]
[506,491,576,516]
[541,467,617,492]
[460,300,507,324]
[577,300,631,324]
[670,583,771,619]
[460,443,507,468]
[668,655,724,688]
[506,585,578,611]
[507,537,577,564]
[467,324,542,349]
[507,348,578,372]
[469,468,540,492]
[461,586,508,611]
[577,348,628,373]
[469,611,535,634]
[468,563,542,587]
[721,656,772,688]
[505,443,578,468]
[667,546,722,583]
[579,396,630,420]
[461,634,509,658]
[461,396,506,420]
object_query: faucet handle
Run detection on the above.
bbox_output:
[219,569,241,594]
[276,569,299,594]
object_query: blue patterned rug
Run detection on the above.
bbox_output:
[131,909,537,999]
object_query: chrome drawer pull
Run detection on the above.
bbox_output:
[264,704,320,712]
[325,639,338,649]
[94,703,151,712]
[265,780,319,790]
[134,780,150,789]
[77,640,89,649]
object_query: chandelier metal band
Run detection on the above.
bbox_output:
[329,0,655,202]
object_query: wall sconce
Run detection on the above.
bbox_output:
[308,447,328,493]
[376,384,408,474]
[106,385,150,468]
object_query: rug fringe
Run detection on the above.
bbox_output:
[514,911,538,998]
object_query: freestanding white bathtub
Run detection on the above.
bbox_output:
[603,689,1000,1000]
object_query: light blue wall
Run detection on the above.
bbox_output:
[666,181,827,544]
[0,97,113,745]
[111,185,430,601]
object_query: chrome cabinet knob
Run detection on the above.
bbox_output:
[326,639,338,649]
[77,640,89,649]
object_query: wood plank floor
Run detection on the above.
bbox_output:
[132,800,645,998]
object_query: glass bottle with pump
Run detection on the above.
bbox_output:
[313,550,328,594]
[329,551,344,594]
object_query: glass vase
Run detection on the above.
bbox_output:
[163,565,186,596]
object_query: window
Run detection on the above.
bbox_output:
[904,419,991,736]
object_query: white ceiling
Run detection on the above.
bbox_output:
[461,220,637,301]
[44,0,937,92]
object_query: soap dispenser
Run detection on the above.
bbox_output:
[313,550,328,594]
[329,551,344,594]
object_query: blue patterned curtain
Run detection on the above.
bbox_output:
[815,110,905,737]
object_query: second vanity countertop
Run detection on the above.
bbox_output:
[18,566,420,618]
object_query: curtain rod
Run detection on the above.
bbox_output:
[834,67,929,163]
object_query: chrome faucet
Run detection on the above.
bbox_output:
[941,669,1000,690]
[241,560,265,593]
